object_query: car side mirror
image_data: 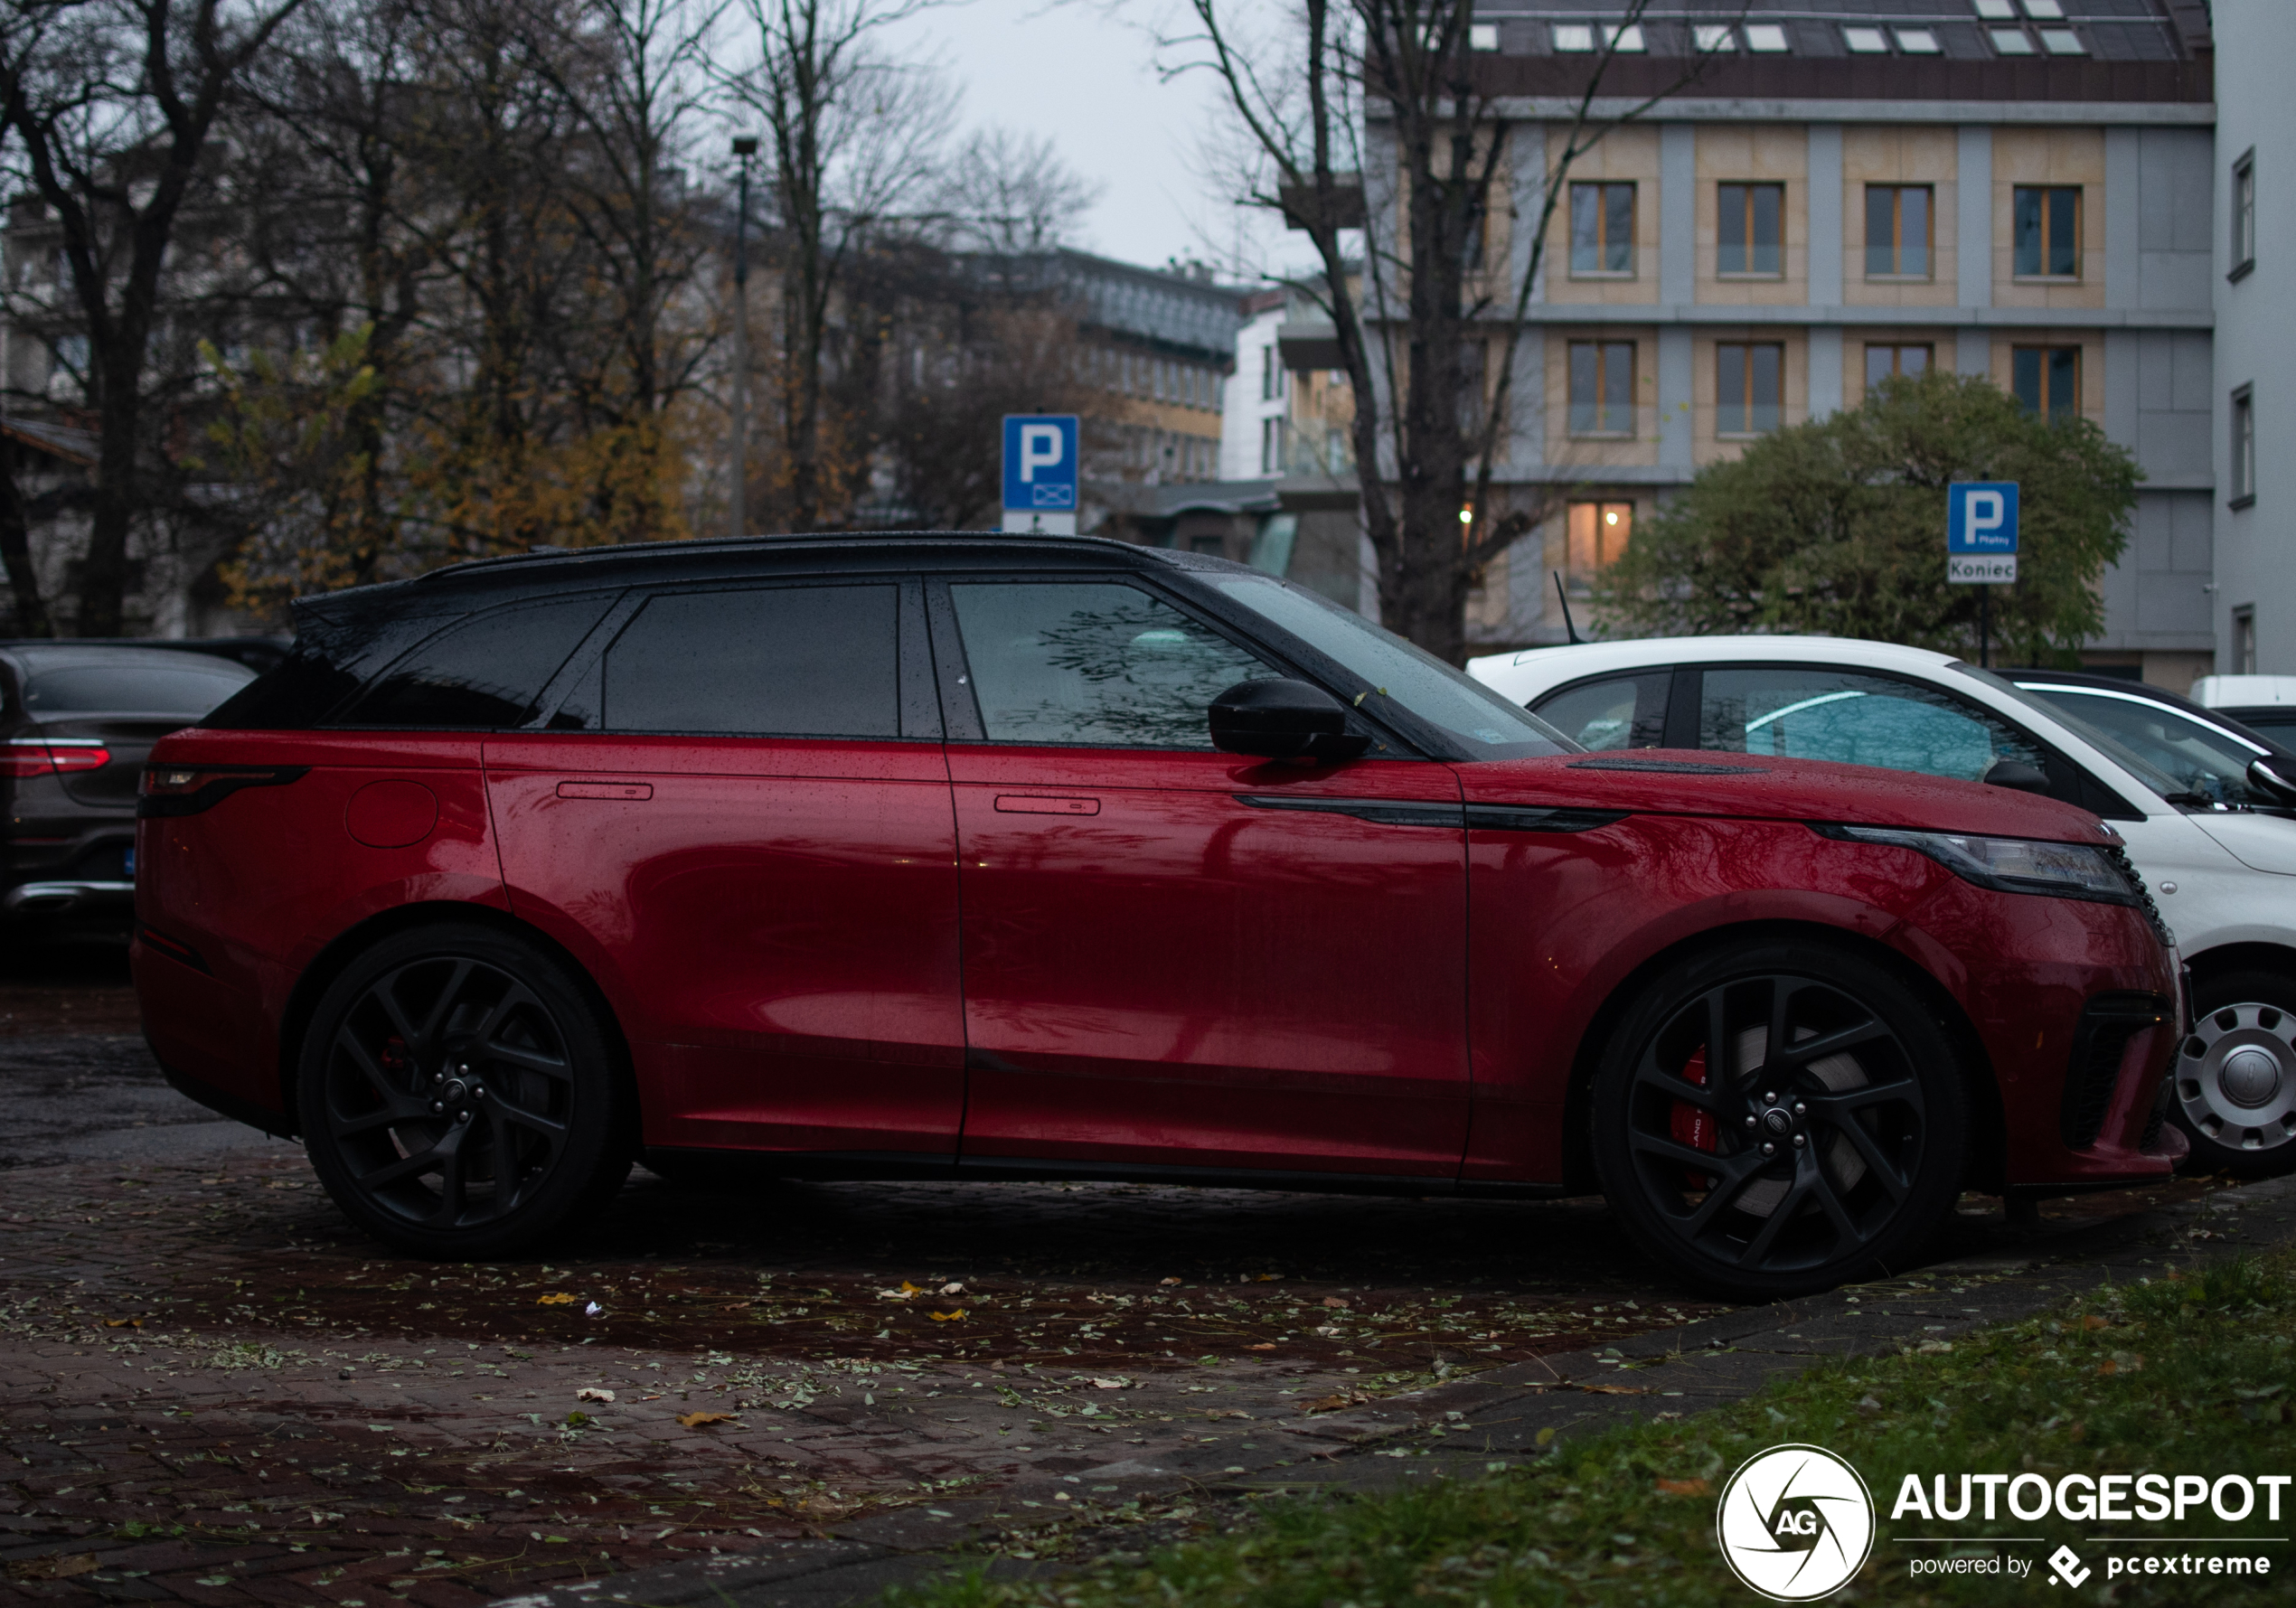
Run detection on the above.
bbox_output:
[1209,679,1371,762]
[2249,754,2296,806]
[1983,759,2051,795]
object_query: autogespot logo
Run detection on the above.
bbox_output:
[1717,1444,1877,1602]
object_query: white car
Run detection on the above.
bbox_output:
[2193,673,2296,750]
[1470,635,2296,1178]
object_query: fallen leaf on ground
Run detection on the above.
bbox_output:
[1576,1385,1647,1395]
[1256,1273,1284,1282]
[929,1310,965,1321]
[584,1302,604,1316]
[1296,1393,1367,1414]
[576,1387,616,1403]
[1245,1342,1277,1351]
[1321,1296,1349,1309]
[677,1412,737,1428]
[6,1555,99,1581]
[1656,1478,1711,1496]
[1159,1276,1182,1286]
[103,1317,142,1328]
[940,1282,964,1295]
[536,1293,577,1306]
[1090,1378,1128,1389]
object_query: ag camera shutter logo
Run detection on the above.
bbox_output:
[1717,1443,1875,1601]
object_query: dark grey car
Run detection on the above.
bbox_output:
[2,644,256,929]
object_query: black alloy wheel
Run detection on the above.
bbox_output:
[1592,941,1968,1299]
[299,925,632,1258]
[2173,969,2296,1179]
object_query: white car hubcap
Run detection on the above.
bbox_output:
[2178,1003,2296,1152]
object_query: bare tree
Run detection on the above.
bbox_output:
[936,126,1102,253]
[0,0,313,635]
[727,0,948,528]
[1174,0,1718,661]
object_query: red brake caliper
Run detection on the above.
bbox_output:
[1671,1045,1717,1187]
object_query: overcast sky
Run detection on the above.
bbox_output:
[883,0,1292,276]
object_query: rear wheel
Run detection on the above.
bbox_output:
[1591,941,1968,1300]
[299,925,633,1258]
[2172,970,2296,1178]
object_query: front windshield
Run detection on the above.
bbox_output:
[2020,682,2281,809]
[1210,576,1576,759]
[1949,663,2190,804]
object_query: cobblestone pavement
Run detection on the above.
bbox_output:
[0,974,2231,1607]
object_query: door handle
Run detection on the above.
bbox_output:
[557,781,653,800]
[993,795,1099,816]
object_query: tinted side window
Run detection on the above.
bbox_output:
[1535,672,1669,751]
[1699,665,2044,783]
[600,585,899,737]
[949,581,1278,748]
[341,597,612,729]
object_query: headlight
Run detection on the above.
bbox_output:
[1814,823,2142,907]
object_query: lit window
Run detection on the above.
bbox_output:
[1896,29,1942,53]
[1693,24,1735,52]
[2022,0,2065,18]
[1990,28,2035,54]
[1470,23,1498,52]
[1604,24,1644,52]
[1716,343,1783,436]
[1972,0,2015,17]
[2013,186,2082,277]
[1567,342,1636,436]
[1843,27,1888,53]
[1567,503,1633,581]
[2039,29,2084,54]
[2012,345,2080,422]
[2231,385,2255,506]
[1745,24,1790,52]
[1552,23,1594,52]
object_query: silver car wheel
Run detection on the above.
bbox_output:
[2178,1002,2296,1153]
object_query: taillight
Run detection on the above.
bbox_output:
[2,738,110,776]
[136,763,309,817]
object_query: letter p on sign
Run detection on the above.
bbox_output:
[1019,425,1064,482]
[1948,481,2018,554]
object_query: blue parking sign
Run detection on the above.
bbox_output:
[1002,415,1078,513]
[1947,482,2018,553]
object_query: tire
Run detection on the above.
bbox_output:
[2170,969,2296,1179]
[298,923,634,1258]
[1590,940,1969,1301]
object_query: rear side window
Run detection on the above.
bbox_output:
[340,596,611,729]
[22,661,254,716]
[1699,665,2045,783]
[1535,672,1669,751]
[594,585,900,737]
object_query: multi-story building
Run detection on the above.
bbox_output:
[1349,2,2219,686]
[2210,0,2288,676]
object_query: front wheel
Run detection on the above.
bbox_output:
[1591,941,1968,1301]
[2172,970,2296,1178]
[299,924,633,1258]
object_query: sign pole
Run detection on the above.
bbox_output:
[1980,584,1990,670]
[1947,482,2018,668]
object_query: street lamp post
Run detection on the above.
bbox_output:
[729,136,757,541]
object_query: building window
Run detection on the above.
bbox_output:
[2231,385,2255,508]
[2233,149,2256,281]
[1864,185,1932,277]
[2234,607,2258,675]
[1260,345,1284,402]
[1570,182,1635,276]
[2013,185,2082,278]
[1716,343,1783,436]
[2012,345,2081,422]
[1865,343,1932,390]
[1717,183,1783,277]
[1566,502,1633,587]
[1567,341,1635,435]
[1259,417,1287,475]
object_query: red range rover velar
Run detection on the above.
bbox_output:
[134,535,2181,1297]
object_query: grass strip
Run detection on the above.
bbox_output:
[889,1250,2296,1605]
